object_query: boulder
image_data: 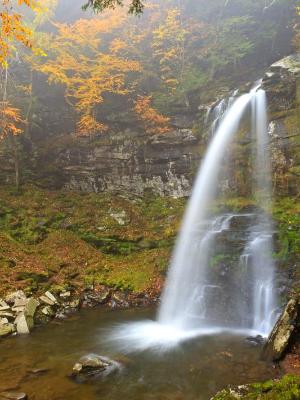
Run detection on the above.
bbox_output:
[24,298,39,319]
[39,296,55,306]
[15,313,33,335]
[0,324,14,338]
[71,354,122,383]
[45,291,58,304]
[41,306,54,317]
[0,392,27,400]
[262,298,300,361]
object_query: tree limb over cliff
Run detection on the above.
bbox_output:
[83,0,144,14]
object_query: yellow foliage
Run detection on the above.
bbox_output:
[36,13,141,136]
[134,95,170,135]
[152,7,187,92]
[0,101,24,140]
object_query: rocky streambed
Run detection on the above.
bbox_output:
[0,287,157,339]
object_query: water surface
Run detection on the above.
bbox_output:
[0,308,277,400]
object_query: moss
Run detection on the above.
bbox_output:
[273,198,300,263]
[0,185,298,297]
[213,375,300,400]
[213,197,256,213]
[0,185,178,295]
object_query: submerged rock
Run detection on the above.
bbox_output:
[262,298,300,361]
[0,392,27,400]
[71,354,122,383]
[245,335,264,346]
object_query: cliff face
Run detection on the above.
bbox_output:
[52,54,300,198]
[0,55,299,198]
[42,128,200,197]
[263,54,300,197]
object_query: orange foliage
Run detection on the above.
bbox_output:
[0,0,36,65]
[134,95,170,134]
[0,101,24,140]
[36,14,141,136]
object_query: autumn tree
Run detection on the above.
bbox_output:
[0,0,43,66]
[135,95,170,134]
[36,13,141,135]
[152,7,187,94]
[0,100,24,189]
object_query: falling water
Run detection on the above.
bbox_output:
[244,89,277,335]
[158,93,252,329]
[110,87,278,351]
[205,89,239,136]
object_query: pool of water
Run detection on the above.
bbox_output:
[0,307,277,400]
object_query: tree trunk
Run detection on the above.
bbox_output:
[8,134,20,191]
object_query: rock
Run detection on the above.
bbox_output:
[262,298,299,361]
[24,298,39,318]
[263,54,300,112]
[27,368,49,376]
[97,289,110,304]
[5,291,26,306]
[41,306,54,317]
[0,300,10,311]
[111,292,129,308]
[0,325,14,338]
[245,335,264,346]
[15,313,33,335]
[55,312,67,320]
[269,54,300,74]
[71,354,122,382]
[11,306,26,313]
[110,210,128,226]
[60,129,196,198]
[45,291,58,304]
[59,291,71,299]
[68,299,80,309]
[39,296,55,306]
[13,298,39,335]
[0,392,27,400]
[0,318,9,325]
[0,312,14,320]
[13,298,28,308]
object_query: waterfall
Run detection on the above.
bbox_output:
[247,89,277,335]
[110,87,278,351]
[158,93,252,329]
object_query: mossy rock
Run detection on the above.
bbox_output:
[212,375,300,399]
[16,272,49,283]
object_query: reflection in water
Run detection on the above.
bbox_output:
[0,308,276,400]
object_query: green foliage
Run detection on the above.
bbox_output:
[83,0,144,15]
[273,198,300,262]
[213,375,300,400]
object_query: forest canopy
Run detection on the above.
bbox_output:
[83,0,145,14]
[0,0,297,168]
